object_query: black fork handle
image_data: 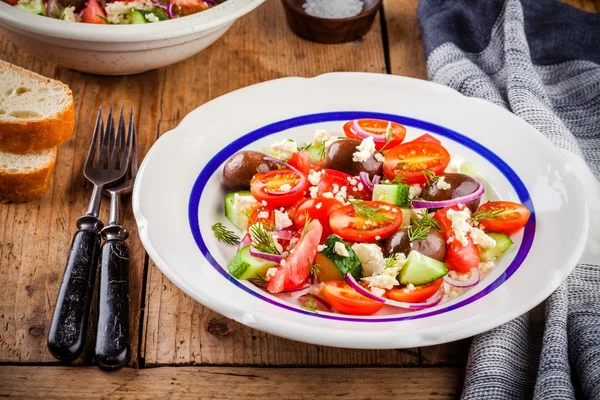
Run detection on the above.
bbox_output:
[48,216,103,361]
[95,225,131,369]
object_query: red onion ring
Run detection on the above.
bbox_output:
[411,177,484,209]
[237,233,252,251]
[151,0,174,18]
[273,229,293,240]
[345,273,444,310]
[359,171,375,192]
[248,246,283,263]
[262,156,308,196]
[443,268,480,288]
[298,293,332,311]
[351,120,387,142]
[373,175,381,185]
[166,3,174,19]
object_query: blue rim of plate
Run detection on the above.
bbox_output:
[188,111,536,322]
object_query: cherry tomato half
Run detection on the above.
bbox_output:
[410,133,441,145]
[386,278,444,303]
[169,0,210,16]
[250,168,307,208]
[383,142,451,184]
[323,280,385,315]
[433,206,480,273]
[343,119,406,150]
[329,201,403,243]
[288,150,311,175]
[80,0,106,24]
[476,201,531,234]
[317,169,370,200]
[294,197,344,242]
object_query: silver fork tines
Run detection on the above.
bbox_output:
[84,106,132,218]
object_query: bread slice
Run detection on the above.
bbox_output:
[0,60,74,154]
[0,149,57,203]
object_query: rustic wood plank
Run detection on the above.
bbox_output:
[0,365,464,399]
[0,38,162,365]
[141,1,419,367]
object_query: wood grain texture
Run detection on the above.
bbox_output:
[141,0,420,367]
[0,365,464,399]
[0,39,160,365]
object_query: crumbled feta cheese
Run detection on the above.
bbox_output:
[446,208,472,246]
[332,183,340,194]
[105,0,154,24]
[374,152,385,162]
[269,139,298,160]
[144,12,159,22]
[363,274,398,290]
[308,170,323,186]
[324,136,340,148]
[257,211,269,220]
[334,242,350,257]
[274,210,293,229]
[233,194,259,216]
[436,176,451,190]
[445,155,464,173]
[309,186,319,198]
[375,235,381,240]
[335,186,348,203]
[479,260,495,273]
[357,182,364,191]
[470,227,496,249]
[408,184,422,199]
[447,237,455,244]
[352,137,377,162]
[351,243,385,276]
[274,240,284,254]
[315,202,322,210]
[313,129,330,146]
[278,183,292,192]
[322,192,334,199]
[317,244,327,252]
[261,200,268,206]
[265,267,278,281]
[61,5,78,21]
[370,287,386,297]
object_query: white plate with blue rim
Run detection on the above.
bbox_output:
[132,72,588,349]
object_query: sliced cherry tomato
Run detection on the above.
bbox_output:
[294,197,344,242]
[250,168,307,208]
[288,150,311,175]
[322,280,385,315]
[80,0,106,24]
[317,169,370,200]
[266,220,323,293]
[433,206,479,273]
[476,201,531,234]
[410,133,441,145]
[343,119,406,150]
[247,206,275,230]
[383,142,450,184]
[329,201,403,242]
[385,278,444,303]
[169,0,210,16]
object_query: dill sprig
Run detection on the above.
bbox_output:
[379,121,396,152]
[249,223,280,255]
[349,200,393,222]
[422,169,438,186]
[301,215,312,237]
[310,263,320,278]
[318,144,327,160]
[412,210,442,231]
[301,294,318,313]
[471,208,504,222]
[385,254,401,269]
[212,222,241,245]
[407,225,430,241]
[386,171,407,185]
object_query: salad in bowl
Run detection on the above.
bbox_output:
[214,118,532,316]
[2,0,223,23]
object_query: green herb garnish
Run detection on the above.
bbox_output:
[471,208,504,222]
[212,222,241,245]
[249,223,280,255]
[412,210,442,231]
[349,200,393,223]
[301,294,318,313]
[384,254,401,269]
[386,171,407,185]
[407,225,430,241]
[301,215,312,237]
[310,263,321,278]
[422,169,438,186]
[379,122,396,151]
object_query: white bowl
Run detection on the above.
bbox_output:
[132,73,588,349]
[0,0,264,75]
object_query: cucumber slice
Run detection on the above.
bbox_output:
[224,191,258,230]
[228,246,277,280]
[479,232,513,262]
[372,184,411,208]
[16,0,45,15]
[459,161,478,176]
[316,235,362,281]
[130,9,147,24]
[305,143,325,163]
[398,250,448,286]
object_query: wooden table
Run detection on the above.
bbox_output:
[1,0,597,398]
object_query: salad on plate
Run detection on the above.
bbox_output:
[213,118,531,316]
[2,0,223,24]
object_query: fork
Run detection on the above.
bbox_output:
[94,110,137,369]
[48,106,131,361]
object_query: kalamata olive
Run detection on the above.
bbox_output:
[324,139,382,179]
[222,151,276,191]
[59,0,87,9]
[384,228,447,262]
[420,173,481,213]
